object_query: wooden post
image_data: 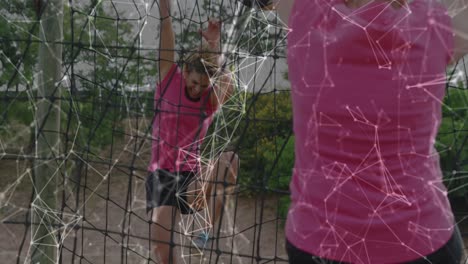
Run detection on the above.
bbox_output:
[31,0,63,263]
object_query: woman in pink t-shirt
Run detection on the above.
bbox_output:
[147,1,241,263]
[276,0,467,263]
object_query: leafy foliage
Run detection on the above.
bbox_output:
[235,91,293,192]
[0,1,38,88]
[437,87,468,197]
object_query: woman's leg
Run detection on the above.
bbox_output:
[188,151,239,234]
[150,206,181,264]
[206,151,239,230]
[146,170,184,263]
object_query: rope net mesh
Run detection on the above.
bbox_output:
[0,0,466,263]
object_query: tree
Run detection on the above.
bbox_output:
[0,1,38,88]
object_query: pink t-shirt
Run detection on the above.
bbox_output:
[286,0,455,263]
[148,64,217,173]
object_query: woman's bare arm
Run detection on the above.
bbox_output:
[158,0,175,80]
[199,20,235,108]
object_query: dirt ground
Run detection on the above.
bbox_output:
[0,126,288,264]
[0,159,288,264]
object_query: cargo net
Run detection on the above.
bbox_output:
[0,0,466,264]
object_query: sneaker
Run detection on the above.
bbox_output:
[192,232,211,249]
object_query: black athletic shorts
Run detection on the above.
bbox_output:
[286,226,463,264]
[146,169,197,215]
